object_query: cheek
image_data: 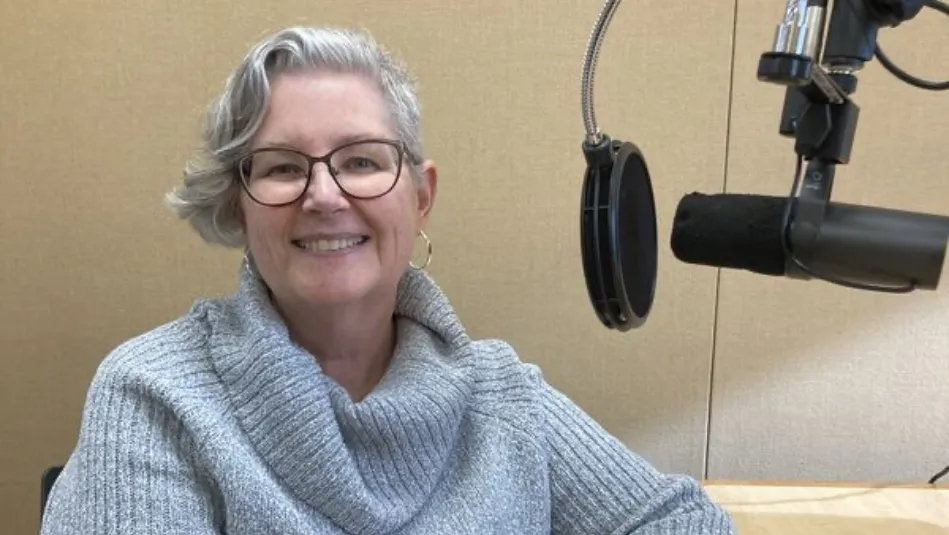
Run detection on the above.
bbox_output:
[241,201,263,244]
[241,200,290,252]
[394,226,415,264]
[368,200,416,265]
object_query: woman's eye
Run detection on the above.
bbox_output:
[346,157,378,170]
[267,164,304,177]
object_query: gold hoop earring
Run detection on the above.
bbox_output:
[410,230,433,270]
[242,249,256,278]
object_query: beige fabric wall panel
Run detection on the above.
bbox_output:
[708,3,949,482]
[2,2,736,533]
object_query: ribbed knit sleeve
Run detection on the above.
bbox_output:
[40,330,222,535]
[537,376,735,535]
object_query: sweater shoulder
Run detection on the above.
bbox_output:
[465,337,544,389]
[463,337,548,434]
[87,298,223,404]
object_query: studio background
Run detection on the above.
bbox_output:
[2,1,947,533]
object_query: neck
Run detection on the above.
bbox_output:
[275,292,397,402]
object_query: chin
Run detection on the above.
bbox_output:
[305,287,371,306]
[289,268,379,307]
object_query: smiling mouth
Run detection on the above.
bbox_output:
[292,236,369,253]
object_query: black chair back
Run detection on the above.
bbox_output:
[40,466,63,521]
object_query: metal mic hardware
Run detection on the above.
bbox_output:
[671,0,949,294]
[577,0,949,331]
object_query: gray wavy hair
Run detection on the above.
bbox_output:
[165,26,426,248]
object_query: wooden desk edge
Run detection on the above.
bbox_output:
[701,479,949,490]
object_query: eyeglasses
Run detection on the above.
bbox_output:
[237,139,406,206]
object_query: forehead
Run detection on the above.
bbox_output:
[253,70,394,151]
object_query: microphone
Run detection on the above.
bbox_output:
[670,188,949,292]
[670,193,788,278]
[668,0,949,295]
[575,0,948,330]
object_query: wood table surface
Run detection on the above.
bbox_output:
[702,480,949,534]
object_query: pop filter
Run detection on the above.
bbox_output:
[580,135,658,331]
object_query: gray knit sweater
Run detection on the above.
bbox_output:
[41,264,735,534]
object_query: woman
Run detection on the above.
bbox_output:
[41,26,735,534]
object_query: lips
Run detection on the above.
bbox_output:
[292,236,369,252]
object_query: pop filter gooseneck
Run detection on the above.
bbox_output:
[580,0,658,331]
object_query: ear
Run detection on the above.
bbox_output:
[414,160,438,226]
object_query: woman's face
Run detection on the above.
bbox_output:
[239,70,437,312]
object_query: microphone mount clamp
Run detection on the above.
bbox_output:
[756,0,928,290]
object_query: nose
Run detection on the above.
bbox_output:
[301,163,348,213]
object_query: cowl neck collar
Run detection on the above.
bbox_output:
[205,260,476,534]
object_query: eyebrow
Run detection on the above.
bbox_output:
[255,132,392,152]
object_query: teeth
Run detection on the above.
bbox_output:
[298,237,364,252]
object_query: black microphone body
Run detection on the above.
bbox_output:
[671,192,949,290]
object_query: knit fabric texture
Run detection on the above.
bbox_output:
[41,263,735,534]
